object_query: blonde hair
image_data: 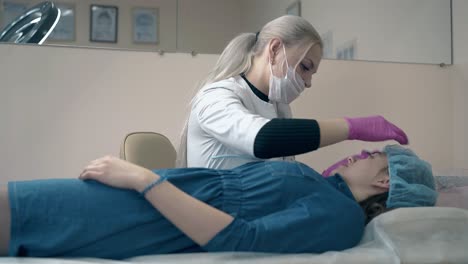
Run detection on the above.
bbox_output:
[176,15,323,168]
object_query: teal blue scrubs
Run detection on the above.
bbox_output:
[8,161,365,259]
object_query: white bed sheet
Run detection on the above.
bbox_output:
[1,207,467,264]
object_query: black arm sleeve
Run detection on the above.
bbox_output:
[253,118,321,159]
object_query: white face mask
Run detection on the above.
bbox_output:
[268,45,306,104]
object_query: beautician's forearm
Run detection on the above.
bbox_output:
[135,172,234,246]
[254,118,349,158]
[317,118,349,148]
[254,119,321,158]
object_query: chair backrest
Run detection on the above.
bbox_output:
[120,132,177,170]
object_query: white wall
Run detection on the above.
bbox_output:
[0,43,454,183]
[303,0,451,64]
[239,0,452,64]
[451,0,468,169]
[239,0,294,33]
[177,0,241,54]
[0,44,209,182]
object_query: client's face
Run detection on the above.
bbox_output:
[337,152,390,189]
[322,150,380,177]
[323,151,391,201]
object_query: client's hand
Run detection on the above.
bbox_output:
[79,156,155,191]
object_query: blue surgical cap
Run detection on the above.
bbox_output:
[383,145,438,208]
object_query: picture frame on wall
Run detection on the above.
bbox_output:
[48,3,76,42]
[132,7,159,44]
[90,4,118,43]
[286,1,301,17]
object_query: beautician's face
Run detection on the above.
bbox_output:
[286,44,322,88]
[335,152,389,186]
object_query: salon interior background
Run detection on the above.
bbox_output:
[0,0,452,64]
[0,0,467,182]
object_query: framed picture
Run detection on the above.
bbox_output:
[132,7,159,44]
[48,3,76,41]
[90,4,118,43]
[2,1,28,27]
[286,1,301,17]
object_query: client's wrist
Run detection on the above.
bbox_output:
[135,170,160,193]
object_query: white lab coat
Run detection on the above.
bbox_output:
[187,75,294,169]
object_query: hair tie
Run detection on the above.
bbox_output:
[255,31,260,42]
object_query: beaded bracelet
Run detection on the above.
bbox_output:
[140,175,167,196]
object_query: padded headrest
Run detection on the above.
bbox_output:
[120,132,177,170]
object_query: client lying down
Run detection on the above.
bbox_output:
[0,131,436,259]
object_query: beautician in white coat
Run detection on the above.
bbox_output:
[177,15,408,169]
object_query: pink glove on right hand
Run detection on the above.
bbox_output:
[344,115,409,145]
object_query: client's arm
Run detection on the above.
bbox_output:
[139,174,233,246]
[79,156,233,246]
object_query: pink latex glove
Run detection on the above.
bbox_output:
[344,115,409,145]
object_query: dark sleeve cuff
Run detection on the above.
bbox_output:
[253,118,320,159]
